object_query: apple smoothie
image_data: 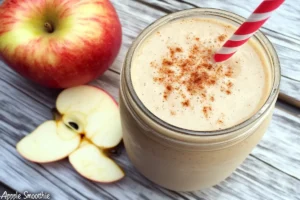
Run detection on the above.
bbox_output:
[120,9,280,191]
[131,18,271,131]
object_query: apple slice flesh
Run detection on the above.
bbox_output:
[56,85,122,149]
[56,85,118,115]
[69,141,124,182]
[85,111,122,149]
[17,121,81,163]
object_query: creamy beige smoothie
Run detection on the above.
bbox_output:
[131,18,271,131]
[120,9,280,191]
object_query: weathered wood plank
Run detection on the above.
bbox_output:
[1,63,299,200]
[110,0,300,104]
[279,76,300,107]
[1,0,300,199]
[252,107,300,179]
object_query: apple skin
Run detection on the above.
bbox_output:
[92,85,119,107]
[0,0,122,88]
[69,141,125,183]
[16,121,81,164]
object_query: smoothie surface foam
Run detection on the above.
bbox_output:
[131,18,271,131]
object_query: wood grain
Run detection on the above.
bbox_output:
[0,0,300,199]
[279,76,300,107]
[1,63,300,200]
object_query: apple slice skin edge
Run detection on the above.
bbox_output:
[91,85,119,107]
[16,121,81,163]
[91,85,123,149]
[69,143,125,183]
[69,161,125,183]
[17,147,78,164]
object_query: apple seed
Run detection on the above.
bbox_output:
[68,122,79,131]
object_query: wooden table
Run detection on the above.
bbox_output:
[1,1,299,199]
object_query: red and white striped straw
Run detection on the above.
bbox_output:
[214,0,284,62]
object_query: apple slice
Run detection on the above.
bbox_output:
[16,85,124,181]
[56,85,122,149]
[56,85,118,115]
[17,121,81,163]
[69,140,124,182]
[85,111,122,148]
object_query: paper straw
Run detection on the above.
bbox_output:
[214,0,284,62]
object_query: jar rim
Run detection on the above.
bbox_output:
[123,8,280,137]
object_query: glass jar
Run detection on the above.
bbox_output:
[119,8,280,191]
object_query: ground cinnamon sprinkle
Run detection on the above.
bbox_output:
[218,34,227,42]
[170,110,176,116]
[217,113,225,125]
[151,35,234,116]
[227,81,233,88]
[175,47,183,52]
[168,46,183,59]
[169,48,175,58]
[162,58,173,66]
[163,84,173,100]
[150,61,157,68]
[217,119,223,124]
[203,106,212,118]
[225,66,233,77]
[163,93,167,99]
[182,99,190,107]
[166,85,172,91]
[203,63,213,70]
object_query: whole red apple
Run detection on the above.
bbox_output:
[0,0,122,88]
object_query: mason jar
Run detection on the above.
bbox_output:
[119,8,280,191]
